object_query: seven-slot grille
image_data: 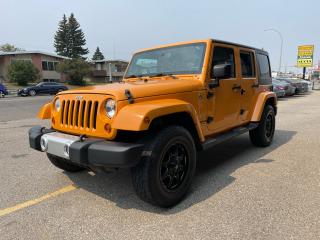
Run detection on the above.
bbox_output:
[60,100,99,129]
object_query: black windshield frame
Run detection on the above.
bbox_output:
[125,42,207,78]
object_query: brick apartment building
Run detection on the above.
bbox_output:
[0,51,69,83]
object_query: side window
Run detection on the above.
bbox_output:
[212,46,235,78]
[257,54,271,78]
[240,51,255,78]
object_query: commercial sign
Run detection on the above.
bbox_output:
[297,45,314,68]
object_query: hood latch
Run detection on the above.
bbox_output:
[125,89,134,104]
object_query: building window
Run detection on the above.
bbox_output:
[42,61,59,71]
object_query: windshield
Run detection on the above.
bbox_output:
[125,43,206,78]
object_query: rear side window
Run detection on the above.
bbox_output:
[257,53,271,85]
[240,51,255,78]
[212,46,235,78]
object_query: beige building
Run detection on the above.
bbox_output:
[0,51,69,83]
[90,59,128,82]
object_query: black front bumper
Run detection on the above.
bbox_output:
[29,126,144,168]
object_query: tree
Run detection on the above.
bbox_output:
[92,47,105,60]
[53,13,89,58]
[0,43,24,52]
[56,59,90,85]
[54,14,69,57]
[7,61,40,86]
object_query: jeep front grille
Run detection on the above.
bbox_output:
[60,100,99,129]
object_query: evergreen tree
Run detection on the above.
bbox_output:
[54,14,69,57]
[92,47,105,60]
[67,13,89,58]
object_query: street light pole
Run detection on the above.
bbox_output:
[264,28,283,74]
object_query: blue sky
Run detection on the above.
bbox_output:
[0,0,318,72]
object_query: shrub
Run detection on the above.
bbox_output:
[56,59,90,85]
[7,61,40,86]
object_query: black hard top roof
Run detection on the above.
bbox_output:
[212,39,269,55]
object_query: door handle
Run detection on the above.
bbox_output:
[240,88,246,95]
[251,83,259,88]
[232,84,241,90]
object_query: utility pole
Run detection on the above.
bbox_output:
[264,28,283,75]
[108,62,113,83]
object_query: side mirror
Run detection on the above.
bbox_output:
[209,64,232,89]
[213,63,232,79]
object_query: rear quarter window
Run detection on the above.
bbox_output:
[257,53,271,85]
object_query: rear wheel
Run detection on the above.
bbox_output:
[131,126,196,207]
[47,153,85,172]
[249,105,275,147]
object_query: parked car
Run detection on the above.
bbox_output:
[18,82,68,96]
[0,83,9,97]
[29,39,277,207]
[272,78,295,96]
[312,79,320,90]
[301,80,313,91]
[272,82,286,98]
[276,78,308,94]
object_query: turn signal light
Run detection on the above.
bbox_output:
[104,123,111,133]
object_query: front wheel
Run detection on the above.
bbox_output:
[131,126,196,207]
[29,90,36,96]
[249,105,275,147]
[0,91,4,98]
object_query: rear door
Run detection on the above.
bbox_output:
[207,44,242,133]
[238,48,258,122]
[40,83,51,94]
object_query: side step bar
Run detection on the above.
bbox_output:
[201,123,259,150]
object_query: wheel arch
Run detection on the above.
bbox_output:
[38,103,52,119]
[251,92,277,122]
[112,99,205,144]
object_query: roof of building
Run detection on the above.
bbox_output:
[90,59,128,63]
[0,51,70,59]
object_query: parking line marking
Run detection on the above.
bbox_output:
[0,185,77,218]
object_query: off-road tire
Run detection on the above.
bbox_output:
[131,126,196,207]
[249,105,275,147]
[47,153,85,172]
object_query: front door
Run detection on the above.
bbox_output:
[207,44,241,133]
[238,48,258,122]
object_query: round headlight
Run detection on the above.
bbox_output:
[55,99,61,112]
[105,99,116,118]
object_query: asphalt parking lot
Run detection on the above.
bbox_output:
[0,93,320,240]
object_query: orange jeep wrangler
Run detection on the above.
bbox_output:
[29,39,277,207]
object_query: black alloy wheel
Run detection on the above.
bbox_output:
[160,143,189,191]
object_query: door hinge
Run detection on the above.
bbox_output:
[207,116,214,123]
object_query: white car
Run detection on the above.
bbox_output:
[301,80,313,91]
[312,79,320,90]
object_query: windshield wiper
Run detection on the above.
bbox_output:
[125,74,143,80]
[149,73,177,79]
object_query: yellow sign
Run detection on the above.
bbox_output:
[297,45,314,67]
